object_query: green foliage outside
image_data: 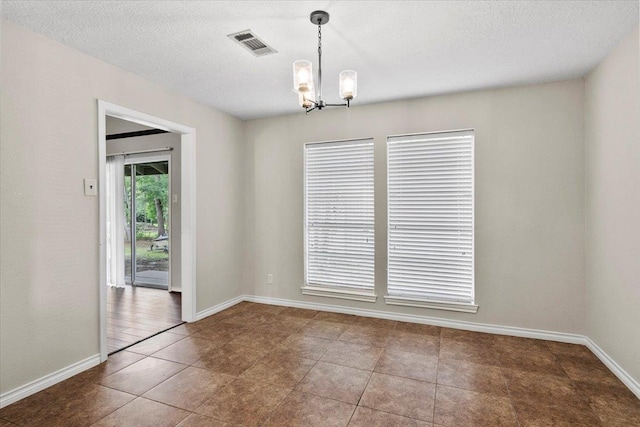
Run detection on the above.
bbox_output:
[123,168,170,266]
[135,174,169,225]
[124,239,169,261]
[124,173,169,238]
[125,223,168,264]
[135,228,157,241]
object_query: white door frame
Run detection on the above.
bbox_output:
[98,100,197,362]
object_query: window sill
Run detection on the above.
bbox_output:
[384,295,479,313]
[301,286,377,303]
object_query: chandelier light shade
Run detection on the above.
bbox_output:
[293,60,314,93]
[339,70,357,100]
[293,10,357,113]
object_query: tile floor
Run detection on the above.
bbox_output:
[107,285,182,354]
[1,302,639,426]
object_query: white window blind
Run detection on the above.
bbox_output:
[387,130,474,305]
[305,139,375,293]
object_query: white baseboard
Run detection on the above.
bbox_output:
[4,293,638,410]
[195,294,244,321]
[243,294,586,344]
[0,354,101,409]
[1,296,243,409]
[585,337,640,399]
[244,295,640,397]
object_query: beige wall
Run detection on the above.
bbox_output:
[585,26,640,383]
[244,78,586,334]
[0,20,245,393]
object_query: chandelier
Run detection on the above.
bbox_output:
[292,10,357,113]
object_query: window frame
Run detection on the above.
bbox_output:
[385,129,477,313]
[301,137,377,303]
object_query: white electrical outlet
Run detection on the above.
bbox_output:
[267,274,274,285]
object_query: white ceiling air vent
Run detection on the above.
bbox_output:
[227,30,277,57]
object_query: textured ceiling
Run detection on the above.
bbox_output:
[2,1,638,120]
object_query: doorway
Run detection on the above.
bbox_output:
[98,101,197,361]
[105,125,181,354]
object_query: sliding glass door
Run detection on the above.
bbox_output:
[124,155,171,289]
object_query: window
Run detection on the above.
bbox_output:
[302,138,376,302]
[386,130,476,313]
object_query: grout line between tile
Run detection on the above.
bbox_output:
[432,328,443,424]
[344,403,358,426]
[83,390,138,426]
[499,366,522,427]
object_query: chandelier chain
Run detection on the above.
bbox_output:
[317,23,323,103]
[318,24,322,58]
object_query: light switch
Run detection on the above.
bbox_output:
[172,194,178,203]
[84,179,97,196]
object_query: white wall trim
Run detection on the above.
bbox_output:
[97,100,197,362]
[585,337,640,399]
[0,354,100,409]
[301,286,377,303]
[196,294,245,321]
[384,295,479,314]
[179,130,197,323]
[243,294,585,343]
